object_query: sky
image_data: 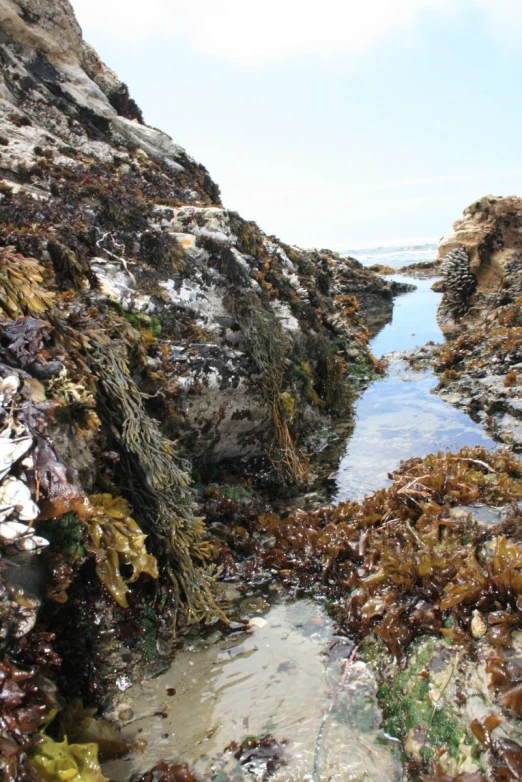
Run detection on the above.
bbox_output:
[70,0,522,249]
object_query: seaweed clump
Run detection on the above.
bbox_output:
[0,247,55,318]
[86,494,159,608]
[257,447,522,657]
[88,336,218,623]
[0,657,59,781]
[224,286,310,483]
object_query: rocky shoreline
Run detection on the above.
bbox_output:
[3,1,522,781]
[0,2,400,780]
[430,197,522,451]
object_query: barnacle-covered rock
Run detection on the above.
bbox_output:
[0,476,39,522]
[0,375,22,405]
[437,196,522,323]
[0,435,32,481]
[440,246,476,320]
[0,520,48,551]
[433,198,522,448]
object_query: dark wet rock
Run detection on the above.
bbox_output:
[389,280,416,296]
[397,259,441,278]
[368,263,395,274]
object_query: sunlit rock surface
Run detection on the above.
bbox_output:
[433,196,522,451]
[0,0,395,465]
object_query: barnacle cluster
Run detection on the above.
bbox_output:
[441,246,477,320]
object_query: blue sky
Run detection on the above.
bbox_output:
[71,0,522,248]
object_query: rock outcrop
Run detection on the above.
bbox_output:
[433,196,522,450]
[437,195,522,328]
[0,0,395,470]
[0,1,398,773]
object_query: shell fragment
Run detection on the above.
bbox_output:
[0,476,39,522]
[0,436,33,481]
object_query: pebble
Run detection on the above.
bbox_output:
[471,610,487,639]
[250,616,267,628]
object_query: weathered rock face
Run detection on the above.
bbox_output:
[437,195,522,328]
[0,0,83,64]
[0,0,394,470]
[433,196,522,450]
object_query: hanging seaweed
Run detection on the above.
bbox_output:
[87,336,220,623]
[0,247,55,319]
[224,284,310,483]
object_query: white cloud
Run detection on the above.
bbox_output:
[69,0,513,65]
[70,0,522,63]
[473,0,522,47]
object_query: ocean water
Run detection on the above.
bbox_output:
[342,237,439,270]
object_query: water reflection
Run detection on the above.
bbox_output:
[336,275,496,502]
[371,275,442,358]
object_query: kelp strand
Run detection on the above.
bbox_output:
[224,286,310,483]
[88,338,220,624]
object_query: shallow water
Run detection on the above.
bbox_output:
[106,263,498,781]
[371,275,441,357]
[105,600,400,781]
[335,275,496,502]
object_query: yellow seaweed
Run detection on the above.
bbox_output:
[0,246,55,318]
[87,494,158,608]
[29,735,107,782]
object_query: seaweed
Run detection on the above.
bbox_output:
[87,337,220,623]
[225,734,287,780]
[224,286,310,483]
[137,762,199,782]
[256,446,522,657]
[0,248,55,319]
[86,494,158,609]
[29,735,107,782]
[47,242,91,292]
[34,435,92,521]
[379,640,478,771]
[0,657,59,781]
[59,699,133,759]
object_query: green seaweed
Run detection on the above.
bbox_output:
[29,735,107,782]
[39,513,86,562]
[379,640,477,770]
[123,311,162,338]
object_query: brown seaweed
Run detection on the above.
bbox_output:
[254,447,522,656]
